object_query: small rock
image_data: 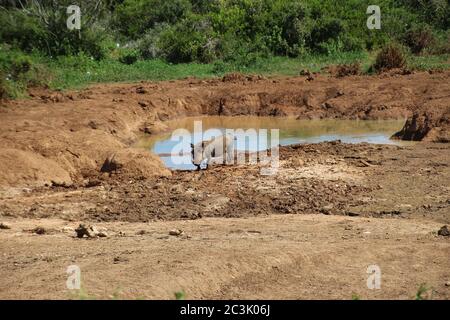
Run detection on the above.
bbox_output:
[138,101,149,108]
[136,230,147,235]
[299,69,311,76]
[87,120,98,129]
[169,229,183,236]
[61,226,75,234]
[170,184,183,194]
[0,222,11,230]
[33,227,46,235]
[136,87,148,94]
[97,230,108,238]
[445,281,450,287]
[437,225,450,237]
[320,205,334,215]
[75,224,108,238]
[113,256,128,264]
[75,224,89,238]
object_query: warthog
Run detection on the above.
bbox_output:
[190,135,234,170]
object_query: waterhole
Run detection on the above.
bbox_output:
[135,116,411,170]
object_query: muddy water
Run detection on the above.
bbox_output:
[135,116,411,170]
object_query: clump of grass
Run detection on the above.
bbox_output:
[415,283,432,300]
[175,290,186,300]
[351,293,361,300]
[373,44,406,72]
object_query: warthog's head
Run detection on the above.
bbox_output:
[190,142,206,169]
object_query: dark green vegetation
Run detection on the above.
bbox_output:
[1,0,449,98]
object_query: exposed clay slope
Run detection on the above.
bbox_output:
[0,71,449,187]
[393,109,450,142]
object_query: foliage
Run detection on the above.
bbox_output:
[373,43,407,71]
[1,0,450,98]
[1,0,449,64]
[0,46,51,98]
[118,48,140,64]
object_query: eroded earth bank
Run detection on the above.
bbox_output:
[0,71,449,299]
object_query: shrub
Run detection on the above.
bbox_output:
[114,0,192,37]
[0,3,111,60]
[158,15,219,63]
[426,32,450,55]
[0,10,47,53]
[403,25,435,54]
[118,48,140,65]
[0,49,51,99]
[136,24,171,59]
[373,44,406,72]
[0,74,11,100]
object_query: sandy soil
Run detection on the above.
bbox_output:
[0,215,448,300]
[0,71,449,299]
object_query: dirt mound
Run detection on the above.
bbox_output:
[0,148,72,187]
[332,63,362,78]
[393,108,450,142]
[221,73,265,83]
[222,72,247,82]
[100,148,171,178]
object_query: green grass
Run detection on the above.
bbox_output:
[407,54,450,71]
[38,51,371,91]
[2,47,450,98]
[174,290,186,300]
[414,283,433,300]
[44,52,450,91]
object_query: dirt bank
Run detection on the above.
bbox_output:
[1,71,449,188]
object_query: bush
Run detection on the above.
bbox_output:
[0,74,12,100]
[0,3,111,60]
[114,0,192,37]
[136,24,171,59]
[0,10,47,53]
[0,49,51,99]
[1,0,449,67]
[118,48,140,65]
[426,32,450,55]
[403,25,435,54]
[158,15,219,63]
[373,44,406,72]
